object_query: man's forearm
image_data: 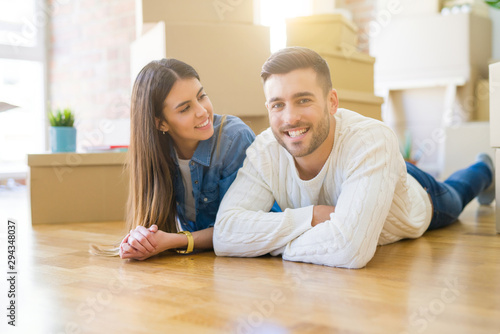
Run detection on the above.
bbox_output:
[213,205,314,257]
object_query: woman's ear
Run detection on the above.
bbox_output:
[155,117,169,132]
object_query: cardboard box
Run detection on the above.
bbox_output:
[442,0,490,17]
[140,0,254,25]
[490,62,500,147]
[28,152,128,224]
[239,115,270,135]
[337,89,383,121]
[372,13,492,85]
[377,0,441,16]
[286,14,358,53]
[131,21,270,118]
[322,51,375,93]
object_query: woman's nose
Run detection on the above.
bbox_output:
[194,102,207,117]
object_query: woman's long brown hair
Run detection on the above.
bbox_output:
[90,59,201,256]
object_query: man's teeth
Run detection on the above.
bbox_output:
[196,119,209,128]
[287,129,307,137]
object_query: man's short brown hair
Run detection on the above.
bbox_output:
[261,47,332,95]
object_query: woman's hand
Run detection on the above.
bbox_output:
[119,226,215,260]
[311,205,336,227]
[120,225,162,260]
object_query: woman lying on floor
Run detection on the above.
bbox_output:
[91,58,256,260]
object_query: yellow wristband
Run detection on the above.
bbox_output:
[176,231,194,254]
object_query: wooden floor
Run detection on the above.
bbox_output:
[0,189,499,333]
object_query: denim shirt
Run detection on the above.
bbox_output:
[170,114,255,232]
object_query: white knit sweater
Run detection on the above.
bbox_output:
[213,109,433,268]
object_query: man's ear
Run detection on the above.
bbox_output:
[328,89,339,115]
[155,117,169,132]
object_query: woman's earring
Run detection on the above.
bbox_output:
[162,131,165,135]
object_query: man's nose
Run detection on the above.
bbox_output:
[282,105,301,125]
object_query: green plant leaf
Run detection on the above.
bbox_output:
[485,0,500,9]
[47,107,75,127]
[399,130,413,161]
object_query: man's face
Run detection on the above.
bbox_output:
[264,68,337,158]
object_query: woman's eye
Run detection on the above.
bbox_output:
[180,105,190,113]
[198,93,207,100]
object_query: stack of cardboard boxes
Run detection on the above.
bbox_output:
[131,0,271,134]
[286,14,383,120]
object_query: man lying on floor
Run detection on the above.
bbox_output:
[213,47,496,268]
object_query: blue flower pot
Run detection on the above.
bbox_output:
[50,126,77,153]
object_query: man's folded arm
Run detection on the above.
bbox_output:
[213,159,313,257]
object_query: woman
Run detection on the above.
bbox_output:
[93,58,255,260]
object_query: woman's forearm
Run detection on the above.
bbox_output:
[156,227,214,252]
[191,227,214,249]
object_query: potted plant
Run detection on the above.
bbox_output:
[400,130,419,165]
[48,107,76,153]
[485,0,500,9]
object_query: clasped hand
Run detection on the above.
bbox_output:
[120,225,162,260]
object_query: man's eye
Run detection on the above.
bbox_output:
[299,99,311,104]
[272,103,284,109]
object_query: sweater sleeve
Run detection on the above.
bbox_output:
[282,125,403,268]
[213,140,314,257]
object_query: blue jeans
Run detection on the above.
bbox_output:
[406,161,493,230]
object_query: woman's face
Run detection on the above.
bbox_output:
[159,77,214,156]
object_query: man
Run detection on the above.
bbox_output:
[213,47,495,268]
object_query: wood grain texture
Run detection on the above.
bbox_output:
[1,203,499,334]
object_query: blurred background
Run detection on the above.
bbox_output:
[0,0,499,187]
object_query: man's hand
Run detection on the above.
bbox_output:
[311,205,336,226]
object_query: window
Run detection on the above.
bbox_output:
[0,0,46,178]
[0,0,38,47]
[257,0,315,52]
